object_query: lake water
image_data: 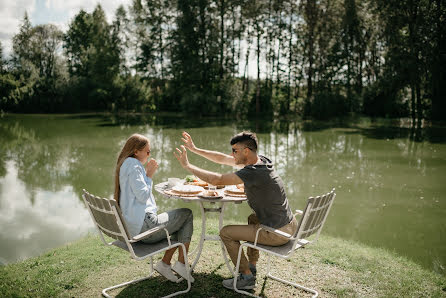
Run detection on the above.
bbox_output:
[0,114,445,275]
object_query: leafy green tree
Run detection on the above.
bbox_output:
[112,5,131,75]
[11,13,33,77]
[0,41,19,111]
[3,14,66,112]
[0,41,4,73]
[342,0,363,100]
[64,5,121,110]
[427,0,446,120]
[1,0,444,119]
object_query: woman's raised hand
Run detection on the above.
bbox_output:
[146,158,158,178]
[181,131,196,151]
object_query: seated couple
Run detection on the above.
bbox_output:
[116,131,297,292]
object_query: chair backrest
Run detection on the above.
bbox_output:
[295,188,336,242]
[82,189,131,243]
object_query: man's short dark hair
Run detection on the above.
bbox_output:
[230,131,258,152]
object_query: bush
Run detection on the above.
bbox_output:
[362,80,409,118]
[309,91,349,119]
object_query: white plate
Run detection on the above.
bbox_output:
[197,194,223,199]
[172,184,204,193]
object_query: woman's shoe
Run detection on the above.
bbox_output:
[155,261,179,282]
[172,261,195,283]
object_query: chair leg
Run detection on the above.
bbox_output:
[232,243,258,297]
[102,275,153,298]
[103,244,191,298]
[233,245,318,298]
[102,270,191,298]
[266,258,319,298]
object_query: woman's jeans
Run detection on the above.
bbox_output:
[140,208,193,244]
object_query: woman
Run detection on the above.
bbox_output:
[114,133,194,283]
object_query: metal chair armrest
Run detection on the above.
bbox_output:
[295,209,303,216]
[259,224,293,239]
[131,224,167,242]
[253,224,295,246]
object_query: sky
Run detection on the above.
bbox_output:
[0,0,131,57]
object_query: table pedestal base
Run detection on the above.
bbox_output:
[187,201,234,275]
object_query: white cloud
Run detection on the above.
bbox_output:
[46,0,132,23]
[0,0,131,58]
[0,0,36,57]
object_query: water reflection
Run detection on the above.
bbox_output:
[0,114,445,277]
[0,161,92,264]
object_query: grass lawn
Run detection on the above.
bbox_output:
[1,218,445,297]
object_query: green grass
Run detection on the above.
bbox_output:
[1,218,445,297]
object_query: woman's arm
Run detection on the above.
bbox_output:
[128,165,153,204]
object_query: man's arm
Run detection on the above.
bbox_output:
[182,131,236,167]
[174,145,243,185]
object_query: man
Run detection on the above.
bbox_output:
[174,131,297,291]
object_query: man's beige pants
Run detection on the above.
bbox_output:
[220,213,297,273]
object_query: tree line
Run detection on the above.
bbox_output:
[0,0,444,120]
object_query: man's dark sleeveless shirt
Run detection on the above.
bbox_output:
[235,155,293,229]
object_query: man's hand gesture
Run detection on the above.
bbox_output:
[181,131,196,151]
[174,145,190,169]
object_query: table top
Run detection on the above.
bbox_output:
[155,182,247,203]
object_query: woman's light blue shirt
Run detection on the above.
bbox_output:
[119,157,157,237]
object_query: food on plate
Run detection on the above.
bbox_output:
[184,175,208,186]
[191,180,208,187]
[203,190,219,197]
[236,183,244,190]
[204,184,225,189]
[224,185,245,194]
[185,175,198,183]
[171,184,203,195]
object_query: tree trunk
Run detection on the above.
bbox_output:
[242,22,251,92]
[305,0,316,105]
[411,84,416,120]
[287,2,294,112]
[256,22,261,115]
[220,0,225,80]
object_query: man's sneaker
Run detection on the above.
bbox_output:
[222,274,256,290]
[249,263,257,277]
[172,261,195,283]
[155,261,179,282]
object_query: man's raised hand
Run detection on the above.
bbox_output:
[174,145,190,169]
[181,131,196,151]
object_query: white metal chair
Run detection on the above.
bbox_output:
[233,188,336,297]
[82,189,191,298]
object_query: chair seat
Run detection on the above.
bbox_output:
[245,239,308,258]
[113,239,179,258]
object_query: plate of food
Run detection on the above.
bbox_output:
[224,184,246,197]
[164,184,204,197]
[197,190,222,199]
[184,175,224,188]
[204,184,225,189]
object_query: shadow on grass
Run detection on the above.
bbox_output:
[115,270,254,298]
[114,263,312,297]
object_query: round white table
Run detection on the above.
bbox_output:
[154,181,247,275]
